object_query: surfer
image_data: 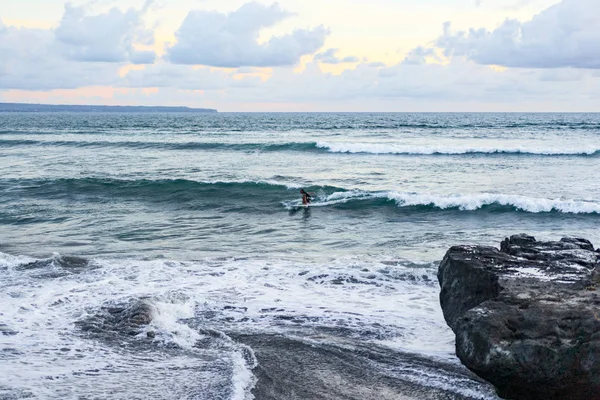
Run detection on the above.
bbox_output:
[300,189,313,205]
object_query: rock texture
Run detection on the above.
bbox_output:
[438,234,600,400]
[77,299,155,338]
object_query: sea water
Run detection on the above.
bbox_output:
[1,112,599,399]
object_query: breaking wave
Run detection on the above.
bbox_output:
[2,138,600,157]
[305,190,600,214]
[316,142,600,156]
[5,178,600,215]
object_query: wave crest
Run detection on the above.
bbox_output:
[316,142,600,156]
[3,138,600,157]
[299,190,600,214]
[5,178,600,215]
[386,192,600,214]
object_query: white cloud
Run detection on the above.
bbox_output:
[55,2,156,64]
[188,55,600,108]
[3,0,600,111]
[166,2,329,68]
[0,23,119,90]
[437,0,600,69]
[314,48,359,64]
[0,2,156,90]
[402,46,438,65]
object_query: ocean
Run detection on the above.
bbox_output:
[1,112,599,399]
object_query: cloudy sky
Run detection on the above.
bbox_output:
[0,0,598,111]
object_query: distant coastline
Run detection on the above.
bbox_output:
[0,102,217,113]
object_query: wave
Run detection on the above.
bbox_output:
[0,139,322,153]
[4,177,600,215]
[315,142,600,156]
[309,190,600,214]
[1,119,600,134]
[2,177,299,198]
[309,122,600,131]
[2,138,600,157]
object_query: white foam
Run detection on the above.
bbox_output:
[380,363,497,399]
[285,190,600,214]
[0,251,35,268]
[0,252,454,397]
[386,192,600,214]
[282,190,378,208]
[230,346,258,400]
[208,178,304,189]
[146,295,204,349]
[316,141,600,156]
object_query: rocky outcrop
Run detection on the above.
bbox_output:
[77,299,155,338]
[438,234,600,400]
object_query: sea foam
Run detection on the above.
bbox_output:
[305,190,600,214]
[316,141,600,156]
[386,192,600,214]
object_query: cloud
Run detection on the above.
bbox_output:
[236,67,263,74]
[192,54,600,109]
[121,63,261,90]
[3,0,600,111]
[0,2,156,90]
[314,48,359,64]
[0,24,120,90]
[402,46,438,65]
[436,0,600,69]
[55,2,156,64]
[166,2,329,68]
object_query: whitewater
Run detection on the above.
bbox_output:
[1,112,600,399]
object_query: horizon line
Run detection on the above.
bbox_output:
[1,101,599,113]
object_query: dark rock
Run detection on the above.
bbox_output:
[77,299,155,338]
[16,254,93,280]
[55,255,90,270]
[438,234,600,400]
[560,237,595,252]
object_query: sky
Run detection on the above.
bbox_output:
[0,0,599,111]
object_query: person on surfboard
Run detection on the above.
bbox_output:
[300,189,313,205]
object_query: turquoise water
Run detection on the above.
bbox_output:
[1,112,599,399]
